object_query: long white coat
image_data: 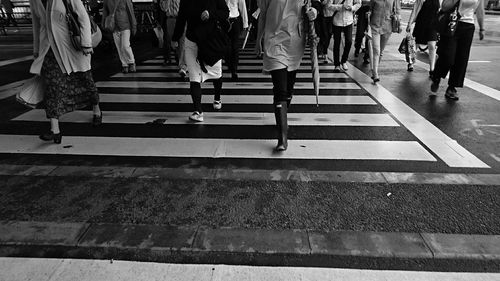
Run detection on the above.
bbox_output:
[29,0,92,75]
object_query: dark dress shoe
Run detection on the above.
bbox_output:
[93,113,103,127]
[39,131,62,144]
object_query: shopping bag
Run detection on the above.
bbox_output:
[405,34,416,64]
[16,76,44,108]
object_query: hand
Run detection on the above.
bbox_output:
[33,52,39,58]
[201,10,209,21]
[479,29,485,40]
[171,41,179,49]
[82,47,93,56]
[306,7,317,21]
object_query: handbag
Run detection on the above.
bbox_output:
[104,0,121,32]
[436,0,460,37]
[391,0,401,33]
[62,0,102,51]
[16,76,44,109]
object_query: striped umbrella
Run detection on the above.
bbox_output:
[304,0,320,107]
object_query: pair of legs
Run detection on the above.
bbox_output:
[270,68,297,151]
[431,22,474,99]
[189,78,223,113]
[321,16,333,60]
[162,16,178,64]
[227,17,241,78]
[40,50,102,144]
[371,30,392,81]
[333,24,353,69]
[113,29,136,72]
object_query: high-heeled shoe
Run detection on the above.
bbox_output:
[92,113,103,127]
[39,131,62,144]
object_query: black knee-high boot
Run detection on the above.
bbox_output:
[274,101,288,151]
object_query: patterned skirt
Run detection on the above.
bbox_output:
[41,49,99,119]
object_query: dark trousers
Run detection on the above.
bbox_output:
[190,78,222,113]
[332,24,353,66]
[354,6,370,51]
[227,17,241,74]
[322,16,333,54]
[434,22,474,88]
[270,69,297,105]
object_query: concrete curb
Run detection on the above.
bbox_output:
[0,164,499,185]
[0,221,499,271]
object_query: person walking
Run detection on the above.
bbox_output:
[226,0,249,80]
[354,0,371,64]
[1,0,18,29]
[406,0,440,75]
[256,0,317,151]
[102,0,137,74]
[311,0,326,64]
[430,0,485,100]
[158,0,180,65]
[368,0,401,83]
[321,0,334,63]
[172,0,229,121]
[29,0,102,144]
[326,0,361,72]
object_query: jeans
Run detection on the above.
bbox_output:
[371,30,391,78]
[333,24,353,66]
[113,29,135,67]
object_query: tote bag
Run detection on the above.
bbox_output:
[16,76,44,109]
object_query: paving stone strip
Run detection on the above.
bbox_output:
[0,221,499,270]
[0,164,499,185]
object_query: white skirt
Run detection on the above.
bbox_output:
[184,38,222,83]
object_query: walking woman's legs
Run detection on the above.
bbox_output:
[120,29,135,70]
[341,24,353,64]
[112,31,127,67]
[371,32,381,79]
[271,68,289,151]
[448,23,474,88]
[332,25,342,67]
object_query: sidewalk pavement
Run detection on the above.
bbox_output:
[1,221,499,272]
[1,257,499,281]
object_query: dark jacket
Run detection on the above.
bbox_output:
[172,0,229,43]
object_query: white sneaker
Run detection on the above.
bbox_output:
[213,100,222,110]
[334,65,343,72]
[341,63,349,71]
[189,111,204,122]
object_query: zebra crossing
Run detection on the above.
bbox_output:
[0,47,491,171]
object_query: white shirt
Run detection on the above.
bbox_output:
[458,0,479,24]
[225,0,249,28]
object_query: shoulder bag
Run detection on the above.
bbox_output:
[62,0,102,51]
[436,0,460,37]
[104,0,121,32]
[391,0,401,33]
